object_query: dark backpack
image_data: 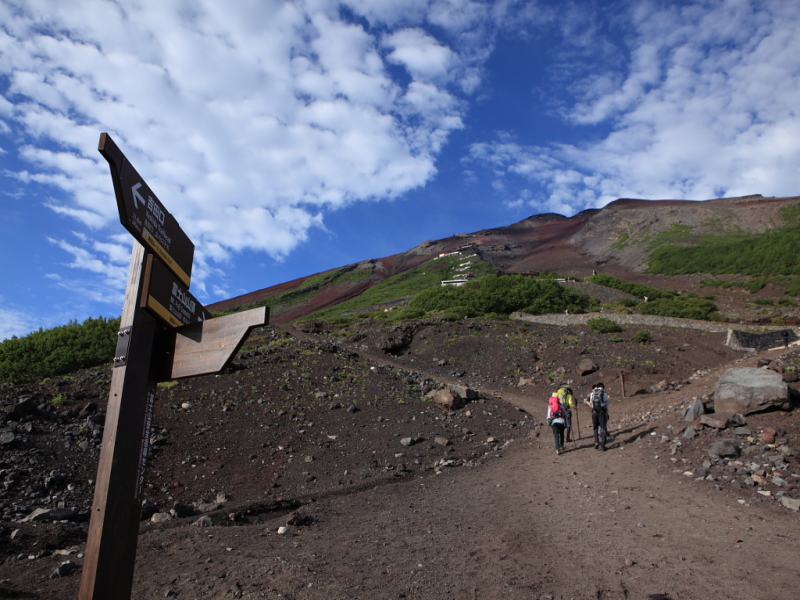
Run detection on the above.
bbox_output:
[590,388,605,412]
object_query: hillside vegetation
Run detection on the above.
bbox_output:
[647,205,800,287]
[587,274,721,320]
[300,254,499,321]
[0,317,119,384]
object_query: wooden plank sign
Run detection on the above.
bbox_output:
[99,133,195,286]
[166,306,269,379]
[141,255,211,328]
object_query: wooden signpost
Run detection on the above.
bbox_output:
[78,134,269,600]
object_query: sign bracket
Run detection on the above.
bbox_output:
[113,326,132,367]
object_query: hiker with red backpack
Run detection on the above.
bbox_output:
[584,382,609,451]
[547,393,568,455]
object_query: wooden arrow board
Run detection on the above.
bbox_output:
[141,255,211,328]
[99,133,195,286]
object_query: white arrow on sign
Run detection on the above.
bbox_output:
[132,182,146,209]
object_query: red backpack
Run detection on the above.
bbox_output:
[548,395,564,419]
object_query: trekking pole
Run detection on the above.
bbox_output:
[574,404,581,441]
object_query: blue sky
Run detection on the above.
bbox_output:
[2,0,799,340]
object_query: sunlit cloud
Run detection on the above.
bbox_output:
[469,0,800,213]
[0,0,498,304]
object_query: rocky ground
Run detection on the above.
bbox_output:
[1,316,799,599]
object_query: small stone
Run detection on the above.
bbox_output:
[682,426,697,439]
[193,516,214,527]
[761,427,777,444]
[708,441,740,458]
[434,436,450,446]
[277,526,291,535]
[779,496,800,511]
[151,512,173,523]
[50,561,78,579]
[170,502,197,518]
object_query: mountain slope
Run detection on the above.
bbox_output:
[208,194,800,322]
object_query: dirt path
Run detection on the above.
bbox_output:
[125,344,800,599]
[6,332,799,599]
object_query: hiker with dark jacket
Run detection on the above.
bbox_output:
[547,394,568,455]
[584,383,609,451]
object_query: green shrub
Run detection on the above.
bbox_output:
[409,274,595,318]
[587,318,622,334]
[51,394,67,406]
[637,297,721,321]
[0,316,120,385]
[587,274,675,300]
[633,331,652,343]
[751,298,774,306]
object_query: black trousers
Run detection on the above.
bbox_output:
[592,410,607,446]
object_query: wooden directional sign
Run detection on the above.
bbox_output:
[99,133,194,286]
[141,255,211,328]
[82,133,269,600]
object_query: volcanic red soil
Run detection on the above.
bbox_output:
[2,317,800,599]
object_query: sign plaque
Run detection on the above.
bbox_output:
[99,133,195,285]
[141,255,211,328]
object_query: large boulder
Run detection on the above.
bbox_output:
[577,359,598,376]
[714,368,790,415]
[428,388,464,411]
[446,384,477,401]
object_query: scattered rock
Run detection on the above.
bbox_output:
[141,499,159,521]
[20,507,78,523]
[708,441,740,458]
[684,397,705,422]
[700,411,734,429]
[779,496,800,511]
[192,515,214,527]
[760,427,776,444]
[170,502,197,518]
[151,512,173,523]
[447,384,477,400]
[50,561,78,578]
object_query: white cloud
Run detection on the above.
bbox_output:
[0,304,39,341]
[384,28,457,82]
[470,0,800,212]
[0,0,491,300]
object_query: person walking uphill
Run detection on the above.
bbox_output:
[547,394,568,455]
[584,383,609,451]
[557,387,575,441]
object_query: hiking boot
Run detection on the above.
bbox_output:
[594,444,600,450]
[601,445,606,452]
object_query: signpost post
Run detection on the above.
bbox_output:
[79,134,269,600]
